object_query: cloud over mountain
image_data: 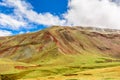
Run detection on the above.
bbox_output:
[64,0,120,29]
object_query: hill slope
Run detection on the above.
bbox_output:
[0,26,120,62]
[0,26,120,80]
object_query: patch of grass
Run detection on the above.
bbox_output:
[0,53,120,80]
[47,76,55,79]
[65,79,79,80]
[63,73,78,76]
[103,78,115,80]
[82,73,92,76]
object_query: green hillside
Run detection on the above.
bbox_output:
[0,26,120,80]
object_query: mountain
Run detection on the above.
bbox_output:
[0,26,120,80]
[0,26,120,61]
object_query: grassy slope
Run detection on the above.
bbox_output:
[17,66,120,80]
[1,54,120,80]
[0,58,35,74]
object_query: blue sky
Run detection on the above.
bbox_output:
[0,0,68,36]
[0,0,120,36]
[28,0,68,15]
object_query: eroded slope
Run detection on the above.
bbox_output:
[0,26,120,62]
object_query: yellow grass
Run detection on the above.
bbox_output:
[18,66,120,80]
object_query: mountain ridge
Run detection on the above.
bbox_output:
[0,26,120,62]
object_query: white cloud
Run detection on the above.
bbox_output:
[11,0,65,26]
[0,0,66,30]
[112,0,120,5]
[1,0,120,31]
[0,13,26,29]
[64,0,120,29]
[0,30,12,36]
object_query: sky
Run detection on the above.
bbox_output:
[0,0,120,36]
